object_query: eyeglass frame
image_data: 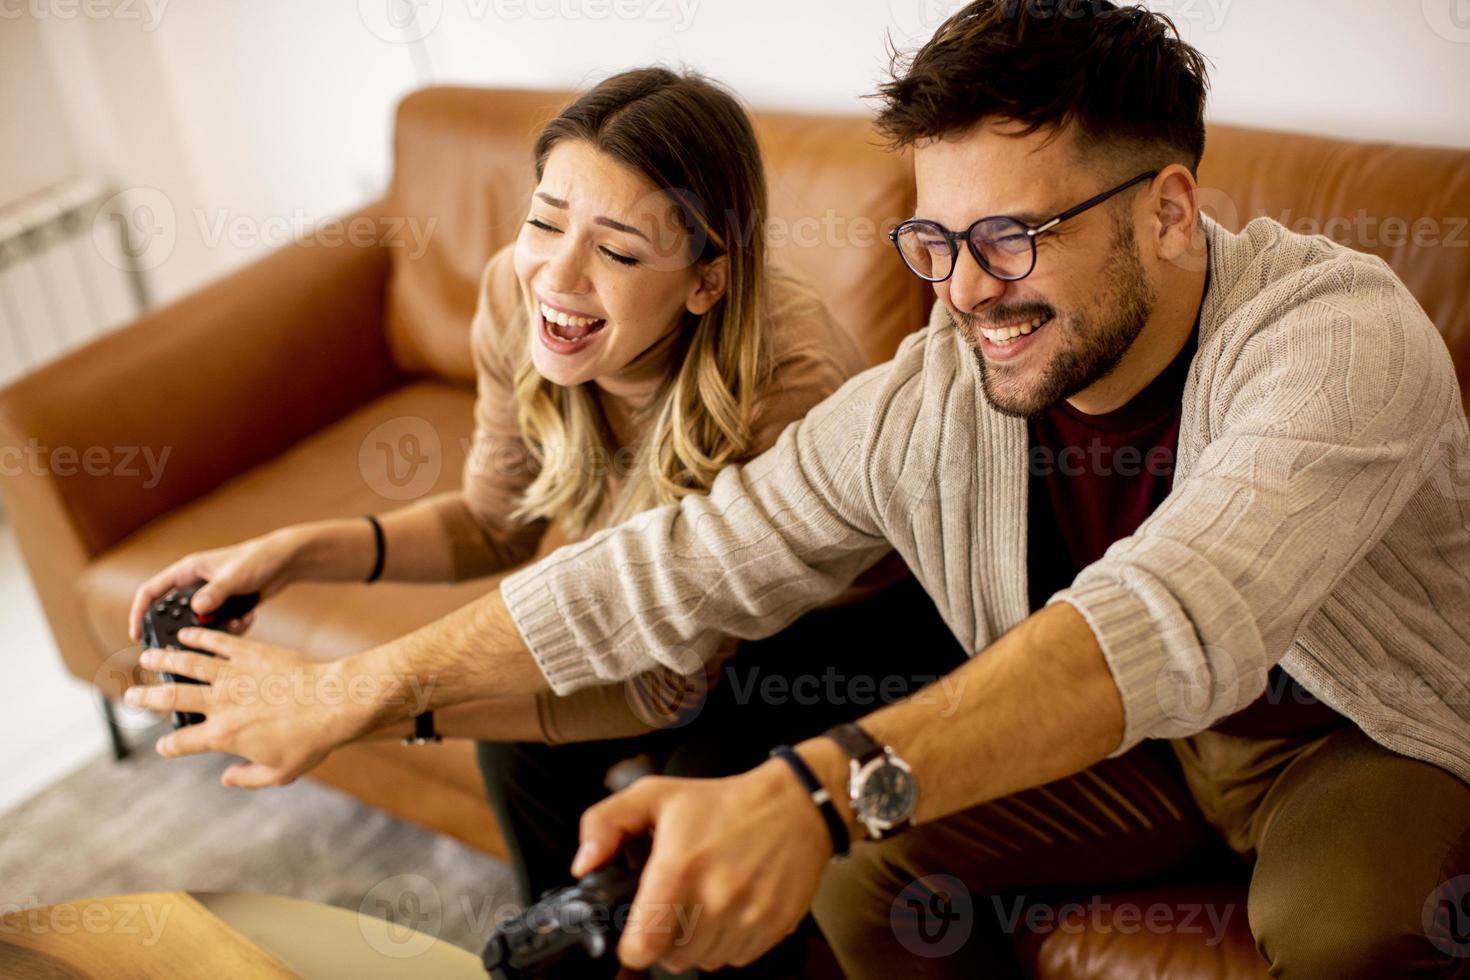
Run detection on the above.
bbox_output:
[888,170,1159,284]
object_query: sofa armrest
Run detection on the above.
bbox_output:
[0,201,404,559]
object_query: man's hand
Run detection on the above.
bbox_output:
[124,629,374,788]
[574,755,837,973]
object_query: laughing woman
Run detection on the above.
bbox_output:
[131,67,964,976]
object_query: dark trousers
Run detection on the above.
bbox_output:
[476,574,968,976]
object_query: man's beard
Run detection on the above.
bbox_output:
[965,214,1156,419]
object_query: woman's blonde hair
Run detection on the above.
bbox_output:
[511,67,772,538]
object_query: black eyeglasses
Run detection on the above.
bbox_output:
[889,171,1158,283]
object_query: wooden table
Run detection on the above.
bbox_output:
[0,891,486,978]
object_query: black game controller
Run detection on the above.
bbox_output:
[140,581,259,729]
[482,836,652,979]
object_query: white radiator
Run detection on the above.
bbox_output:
[0,177,149,387]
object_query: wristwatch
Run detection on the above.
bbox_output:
[824,722,918,841]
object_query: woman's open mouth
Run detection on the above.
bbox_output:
[538,300,608,354]
[977,312,1054,360]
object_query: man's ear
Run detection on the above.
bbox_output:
[1153,165,1201,266]
[685,255,730,316]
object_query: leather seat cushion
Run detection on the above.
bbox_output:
[1013,883,1266,979]
[78,381,503,797]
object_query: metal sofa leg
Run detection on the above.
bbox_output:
[98,693,129,761]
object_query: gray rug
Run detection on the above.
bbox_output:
[0,720,518,954]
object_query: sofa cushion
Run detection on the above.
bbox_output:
[78,381,526,849]
[79,381,491,667]
[1013,883,1267,980]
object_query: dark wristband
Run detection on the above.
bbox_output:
[401,710,441,746]
[770,745,850,858]
[364,514,385,583]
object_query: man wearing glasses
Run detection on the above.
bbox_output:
[130,1,1470,975]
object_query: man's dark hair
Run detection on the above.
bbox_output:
[875,0,1210,174]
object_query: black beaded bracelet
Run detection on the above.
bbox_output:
[401,711,441,746]
[770,744,850,858]
[364,514,385,583]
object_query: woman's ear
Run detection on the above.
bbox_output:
[685,256,729,316]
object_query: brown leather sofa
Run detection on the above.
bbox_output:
[2,86,1466,978]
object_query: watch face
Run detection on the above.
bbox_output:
[858,762,917,823]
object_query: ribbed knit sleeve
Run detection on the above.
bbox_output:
[1055,234,1462,755]
[501,356,901,695]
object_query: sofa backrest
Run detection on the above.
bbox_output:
[386,86,1469,410]
[384,86,923,378]
[1198,124,1470,409]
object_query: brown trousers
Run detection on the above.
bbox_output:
[811,724,1470,979]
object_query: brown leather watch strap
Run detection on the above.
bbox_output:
[826,722,883,765]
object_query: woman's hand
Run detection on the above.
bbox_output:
[128,531,302,642]
[124,629,378,788]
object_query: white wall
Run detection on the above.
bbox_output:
[1173,0,1470,149]
[0,12,80,201]
[10,0,1467,307]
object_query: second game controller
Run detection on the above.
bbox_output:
[140,580,260,729]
